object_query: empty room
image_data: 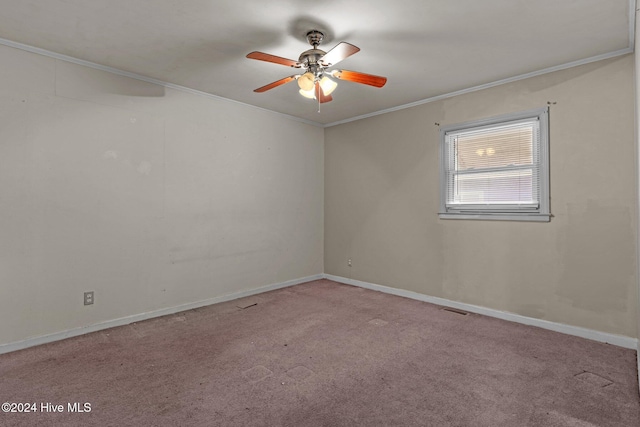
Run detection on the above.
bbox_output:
[1,1,639,426]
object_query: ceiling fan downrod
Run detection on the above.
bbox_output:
[299,30,327,78]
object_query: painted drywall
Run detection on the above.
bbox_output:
[0,44,324,346]
[325,54,638,338]
[635,7,640,385]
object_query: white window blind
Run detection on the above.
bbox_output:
[439,108,550,221]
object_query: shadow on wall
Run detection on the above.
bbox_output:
[56,60,166,98]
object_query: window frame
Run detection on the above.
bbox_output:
[439,107,550,222]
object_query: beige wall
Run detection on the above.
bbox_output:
[1,40,636,347]
[325,55,638,338]
[0,44,324,345]
[635,8,640,379]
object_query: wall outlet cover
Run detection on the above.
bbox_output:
[84,291,94,306]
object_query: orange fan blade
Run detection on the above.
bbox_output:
[332,69,387,88]
[254,76,297,93]
[320,42,360,67]
[246,51,300,68]
[315,83,333,103]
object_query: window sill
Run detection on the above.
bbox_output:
[438,212,551,222]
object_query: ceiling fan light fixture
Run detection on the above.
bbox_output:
[297,72,315,91]
[319,76,337,96]
[247,30,387,105]
[299,87,316,99]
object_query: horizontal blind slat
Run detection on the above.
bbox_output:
[444,117,541,211]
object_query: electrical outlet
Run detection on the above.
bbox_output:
[84,291,94,306]
[348,258,352,267]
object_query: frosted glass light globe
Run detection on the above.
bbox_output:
[297,72,315,91]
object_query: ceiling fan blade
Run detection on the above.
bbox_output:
[320,42,360,67]
[315,83,333,103]
[254,76,298,93]
[332,70,387,88]
[246,51,300,68]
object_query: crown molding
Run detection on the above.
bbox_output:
[325,0,637,128]
[324,47,633,128]
[0,37,325,128]
[0,0,635,130]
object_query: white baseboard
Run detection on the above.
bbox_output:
[0,274,324,355]
[323,274,638,350]
[3,273,636,354]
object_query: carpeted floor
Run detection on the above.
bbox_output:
[1,279,638,426]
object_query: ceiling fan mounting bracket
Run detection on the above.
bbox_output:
[306,30,324,48]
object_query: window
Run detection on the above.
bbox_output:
[439,107,550,221]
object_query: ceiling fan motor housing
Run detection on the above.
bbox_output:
[299,49,326,75]
[299,30,330,78]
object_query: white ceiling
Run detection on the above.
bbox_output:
[0,0,634,126]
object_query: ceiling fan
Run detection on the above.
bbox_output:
[246,30,387,104]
